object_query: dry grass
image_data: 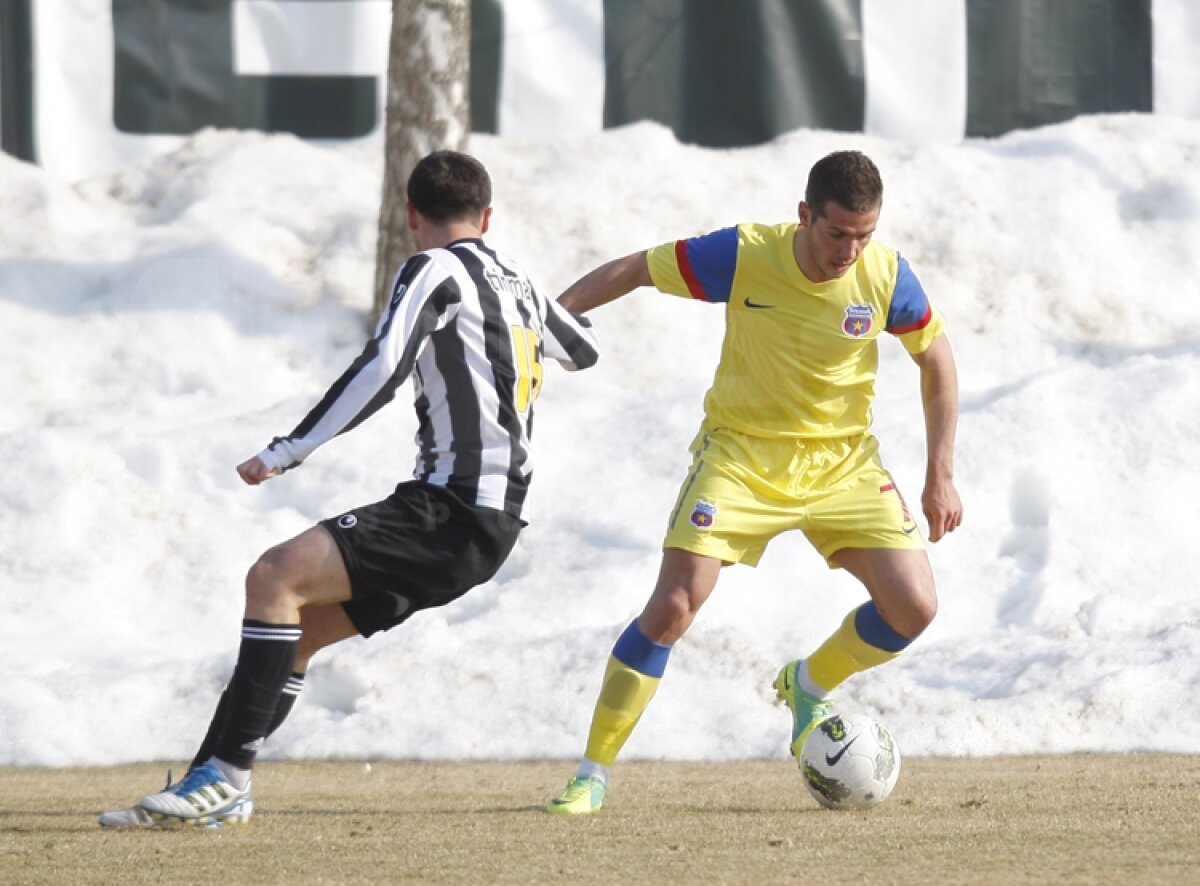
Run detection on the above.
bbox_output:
[2,755,1198,884]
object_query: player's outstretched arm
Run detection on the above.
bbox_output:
[237,455,280,486]
[911,335,963,542]
[558,251,652,314]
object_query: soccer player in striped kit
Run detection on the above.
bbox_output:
[547,150,962,814]
[100,150,599,828]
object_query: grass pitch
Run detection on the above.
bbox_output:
[2,755,1198,884]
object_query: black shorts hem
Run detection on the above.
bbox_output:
[321,481,521,638]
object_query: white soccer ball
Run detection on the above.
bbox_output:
[799,712,901,809]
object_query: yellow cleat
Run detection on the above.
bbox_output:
[545,775,606,815]
[773,661,833,758]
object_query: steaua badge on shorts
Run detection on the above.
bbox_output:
[842,304,874,337]
[689,500,718,528]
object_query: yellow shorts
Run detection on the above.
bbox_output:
[663,427,923,567]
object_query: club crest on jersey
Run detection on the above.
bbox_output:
[842,304,874,337]
[690,500,718,529]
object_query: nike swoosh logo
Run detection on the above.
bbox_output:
[825,735,859,766]
[743,297,775,309]
[902,524,917,535]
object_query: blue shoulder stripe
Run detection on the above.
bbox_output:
[678,226,738,303]
[886,254,932,334]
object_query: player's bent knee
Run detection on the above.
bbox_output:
[244,548,301,611]
[639,592,696,644]
[912,599,938,637]
[896,590,938,638]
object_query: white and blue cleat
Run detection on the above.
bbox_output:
[98,766,254,829]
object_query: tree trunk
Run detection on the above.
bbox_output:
[373,0,471,323]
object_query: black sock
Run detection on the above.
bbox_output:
[211,620,301,770]
[190,672,306,771]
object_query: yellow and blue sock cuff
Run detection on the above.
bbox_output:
[612,620,672,677]
[854,601,913,653]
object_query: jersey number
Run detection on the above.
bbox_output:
[510,326,543,413]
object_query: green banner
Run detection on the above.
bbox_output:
[0,0,36,162]
[602,0,865,147]
[112,0,377,138]
[966,0,1153,137]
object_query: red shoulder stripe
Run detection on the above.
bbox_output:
[889,303,932,336]
[675,240,710,302]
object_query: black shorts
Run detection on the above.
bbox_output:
[321,481,523,637]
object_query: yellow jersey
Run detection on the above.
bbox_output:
[647,222,944,439]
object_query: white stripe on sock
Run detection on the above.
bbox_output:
[576,759,610,786]
[795,660,830,700]
[241,626,302,641]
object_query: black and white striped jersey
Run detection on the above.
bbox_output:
[257,238,599,520]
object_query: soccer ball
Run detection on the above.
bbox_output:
[799,712,901,809]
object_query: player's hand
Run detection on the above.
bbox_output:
[922,476,962,543]
[237,455,279,486]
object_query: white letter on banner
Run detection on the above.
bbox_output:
[1152,0,1200,117]
[862,0,967,144]
[498,0,605,137]
[234,0,390,77]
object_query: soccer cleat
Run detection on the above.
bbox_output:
[99,769,255,829]
[98,804,158,829]
[136,763,252,827]
[545,775,606,815]
[773,660,833,759]
[99,796,255,830]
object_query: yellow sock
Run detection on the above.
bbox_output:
[805,605,909,693]
[583,655,662,767]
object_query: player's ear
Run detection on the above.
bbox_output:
[798,201,812,226]
[479,207,492,235]
[406,202,421,232]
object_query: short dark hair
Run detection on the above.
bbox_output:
[406,150,492,224]
[805,150,883,216]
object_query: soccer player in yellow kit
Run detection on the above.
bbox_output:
[547,150,962,813]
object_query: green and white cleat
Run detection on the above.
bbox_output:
[545,775,606,815]
[773,660,833,759]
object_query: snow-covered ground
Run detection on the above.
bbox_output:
[3,113,1199,765]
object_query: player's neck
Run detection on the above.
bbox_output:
[792,226,823,283]
[415,222,483,251]
[410,206,490,251]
